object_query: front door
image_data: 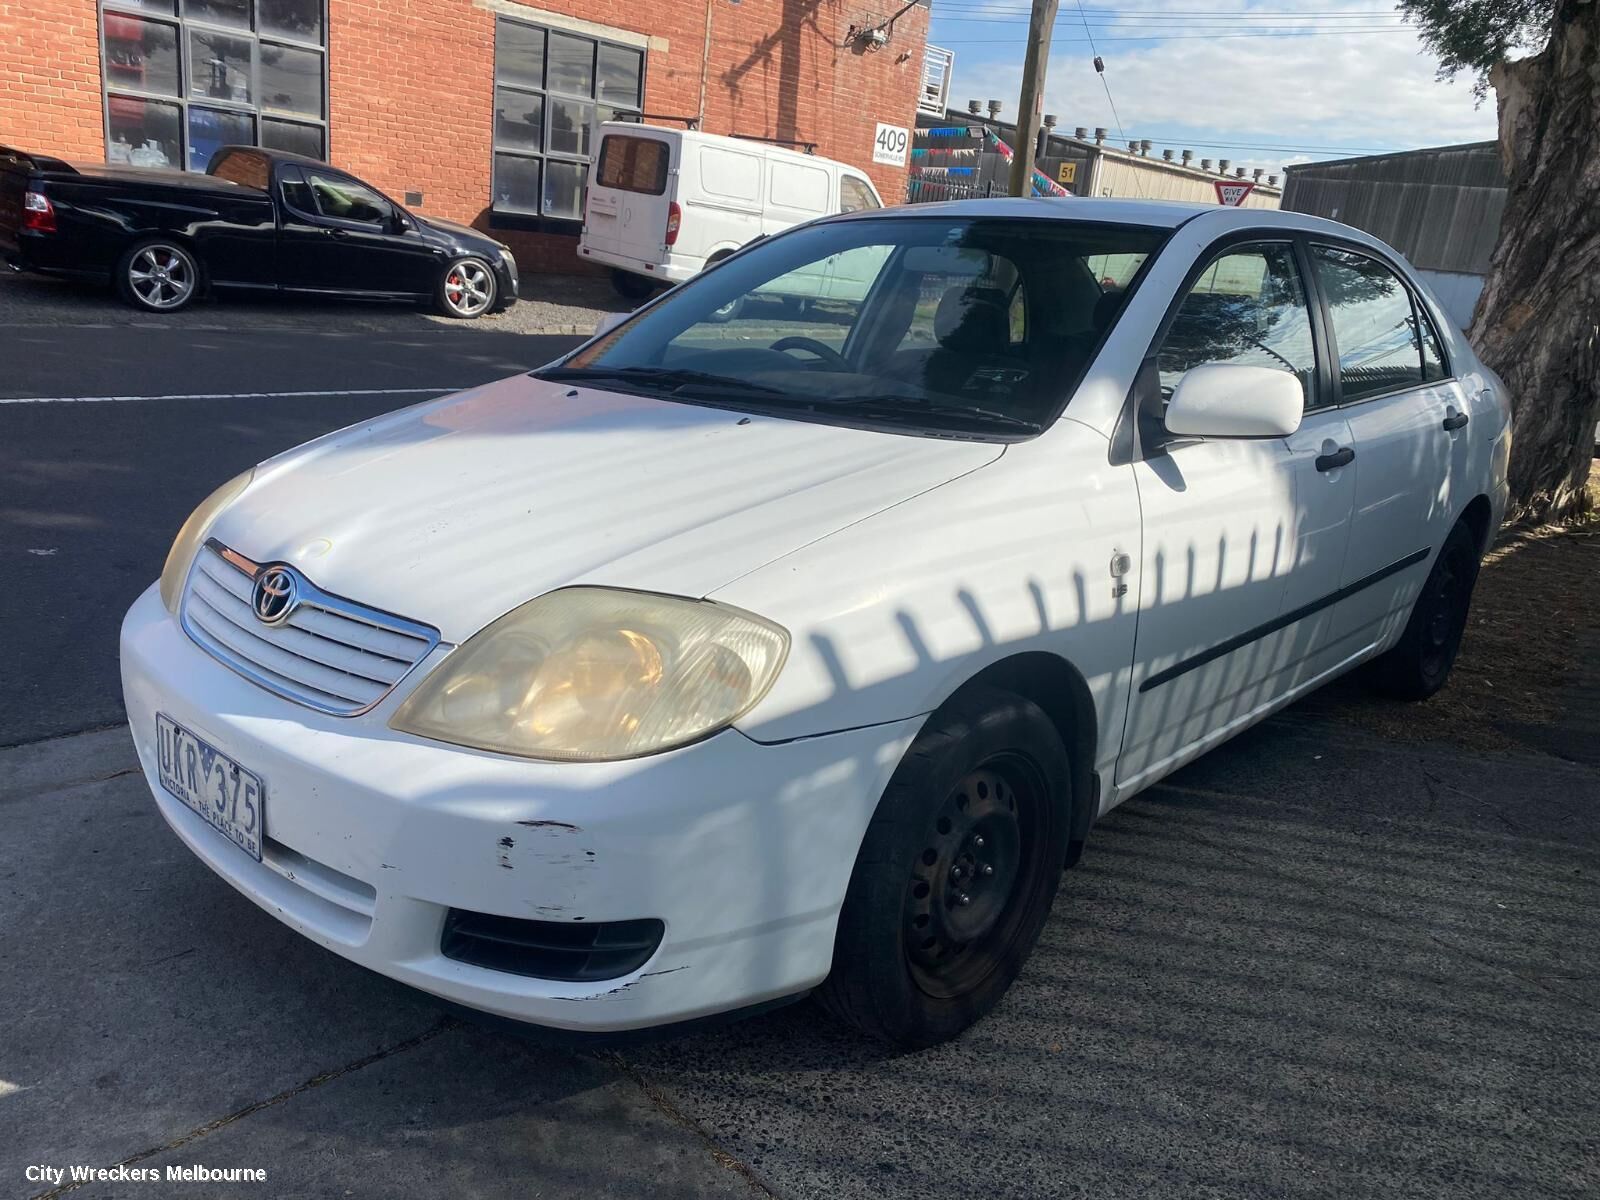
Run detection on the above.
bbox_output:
[1119,240,1354,789]
[276,167,438,297]
[1306,244,1466,655]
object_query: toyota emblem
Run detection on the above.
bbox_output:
[252,565,299,625]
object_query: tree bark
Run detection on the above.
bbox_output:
[1469,0,1600,522]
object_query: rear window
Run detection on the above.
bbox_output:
[596,135,669,196]
[207,149,269,191]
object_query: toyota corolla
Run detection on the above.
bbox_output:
[120,199,1510,1047]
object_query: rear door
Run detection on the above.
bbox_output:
[762,155,831,238]
[1307,243,1466,653]
[681,143,763,262]
[276,166,436,296]
[585,129,674,263]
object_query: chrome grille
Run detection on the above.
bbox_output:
[180,541,441,716]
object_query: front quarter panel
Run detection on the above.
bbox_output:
[716,420,1142,791]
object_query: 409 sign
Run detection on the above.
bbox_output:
[873,122,909,167]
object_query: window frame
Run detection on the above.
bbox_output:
[490,15,647,230]
[98,0,329,174]
[1303,238,1457,407]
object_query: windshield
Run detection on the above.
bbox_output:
[545,216,1168,438]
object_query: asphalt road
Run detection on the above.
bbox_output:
[0,323,582,746]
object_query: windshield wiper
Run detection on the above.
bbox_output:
[823,394,1042,433]
[536,365,785,395]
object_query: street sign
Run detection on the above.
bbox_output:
[1213,180,1256,206]
[1057,161,1077,185]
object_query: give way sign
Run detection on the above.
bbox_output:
[1214,180,1257,206]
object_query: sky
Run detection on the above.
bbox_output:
[925,0,1499,176]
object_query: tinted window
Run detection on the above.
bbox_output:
[551,217,1167,439]
[279,165,313,212]
[840,175,880,212]
[207,148,269,189]
[1158,244,1317,408]
[306,172,393,225]
[1312,246,1424,400]
[597,135,669,195]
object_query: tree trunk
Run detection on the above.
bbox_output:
[1469,0,1600,522]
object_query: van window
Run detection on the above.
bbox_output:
[597,135,669,195]
[700,147,761,203]
[770,160,829,214]
[839,175,880,213]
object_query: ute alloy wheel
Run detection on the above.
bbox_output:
[118,240,200,312]
[437,257,496,318]
[817,686,1072,1048]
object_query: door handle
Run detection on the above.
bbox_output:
[1315,446,1355,472]
[1442,409,1469,432]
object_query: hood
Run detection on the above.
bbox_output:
[416,213,500,247]
[211,375,1003,643]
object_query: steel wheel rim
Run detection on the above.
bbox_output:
[444,260,493,316]
[1421,547,1469,676]
[902,753,1046,1000]
[129,246,194,310]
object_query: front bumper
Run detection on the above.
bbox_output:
[119,584,917,1032]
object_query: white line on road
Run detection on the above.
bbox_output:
[0,386,469,406]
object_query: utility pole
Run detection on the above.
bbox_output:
[1008,0,1060,196]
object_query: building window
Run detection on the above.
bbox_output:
[492,17,644,223]
[99,0,327,173]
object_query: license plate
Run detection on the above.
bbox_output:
[156,714,265,861]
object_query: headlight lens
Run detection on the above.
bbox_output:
[159,468,254,614]
[390,588,789,761]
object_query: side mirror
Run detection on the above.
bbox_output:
[592,311,628,339]
[387,211,409,235]
[1164,364,1303,439]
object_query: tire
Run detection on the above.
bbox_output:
[115,238,202,313]
[1364,520,1481,700]
[435,257,497,319]
[816,686,1073,1048]
[611,269,657,301]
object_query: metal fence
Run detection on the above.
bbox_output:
[905,175,1005,204]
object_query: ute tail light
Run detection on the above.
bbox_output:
[664,201,681,247]
[23,190,56,233]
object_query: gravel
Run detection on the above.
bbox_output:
[0,261,632,334]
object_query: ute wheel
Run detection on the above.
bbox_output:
[1365,520,1481,701]
[116,238,202,313]
[611,269,657,301]
[816,686,1072,1048]
[436,257,497,319]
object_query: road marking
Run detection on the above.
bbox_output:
[0,386,468,406]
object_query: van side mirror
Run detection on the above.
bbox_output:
[1164,364,1303,439]
[592,311,628,339]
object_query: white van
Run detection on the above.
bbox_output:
[579,123,885,299]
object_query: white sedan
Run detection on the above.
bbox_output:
[121,199,1511,1048]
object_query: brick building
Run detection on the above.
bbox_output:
[1,0,930,271]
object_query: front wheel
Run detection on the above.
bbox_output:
[1364,520,1481,700]
[116,239,201,313]
[435,257,497,319]
[816,687,1072,1048]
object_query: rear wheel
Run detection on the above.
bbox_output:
[816,687,1072,1048]
[610,269,657,301]
[116,239,201,313]
[435,257,497,319]
[1365,520,1481,700]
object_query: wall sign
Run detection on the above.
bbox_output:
[1057,161,1077,185]
[872,122,909,166]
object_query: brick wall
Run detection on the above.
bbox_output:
[0,0,104,158]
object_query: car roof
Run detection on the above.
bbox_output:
[828,196,1363,239]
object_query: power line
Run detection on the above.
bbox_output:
[934,4,1403,14]
[937,28,1416,41]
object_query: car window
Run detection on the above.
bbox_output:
[1311,245,1424,401]
[1417,298,1449,381]
[305,172,393,226]
[1157,243,1318,408]
[839,175,880,213]
[596,134,669,196]
[278,165,314,213]
[550,216,1167,438]
[208,148,269,190]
